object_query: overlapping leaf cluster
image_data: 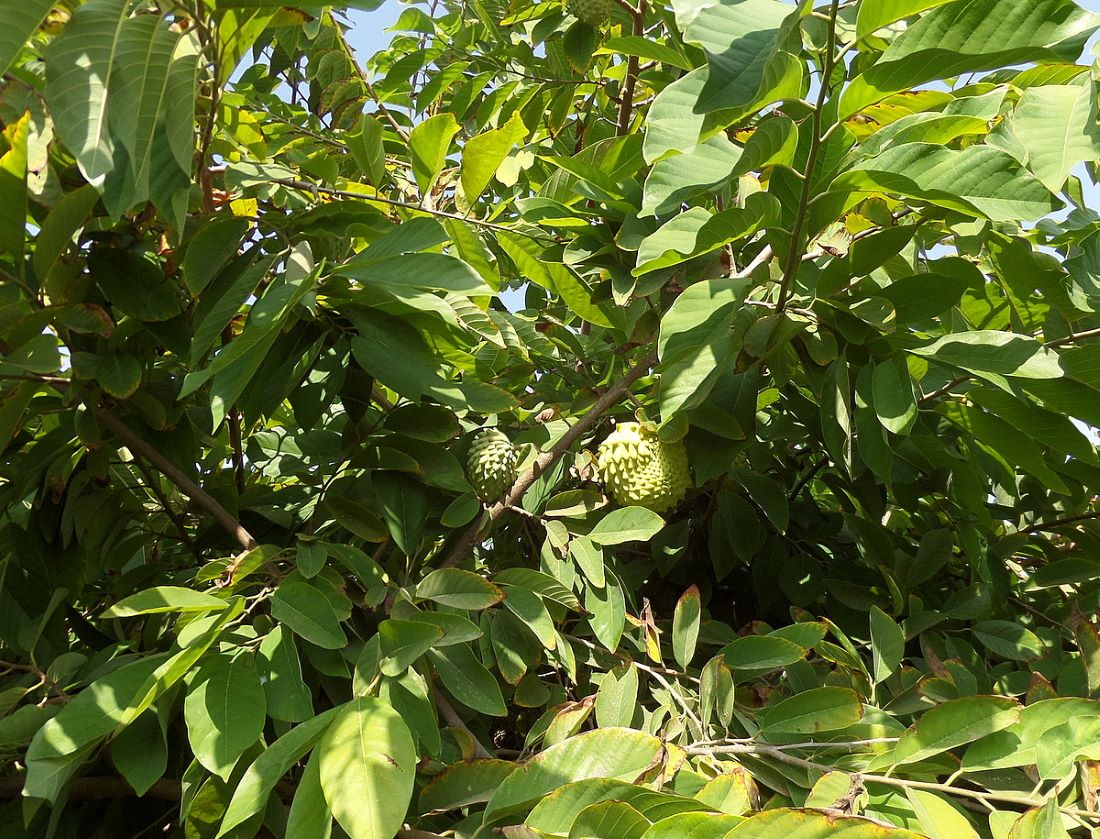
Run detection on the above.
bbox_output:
[4,0,1100,836]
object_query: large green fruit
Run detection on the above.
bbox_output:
[566,0,612,26]
[467,429,518,501]
[596,422,690,513]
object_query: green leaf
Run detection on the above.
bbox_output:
[409,112,459,196]
[595,665,639,729]
[0,114,28,263]
[258,626,314,722]
[286,751,332,839]
[337,251,493,296]
[910,331,1063,379]
[718,635,807,672]
[0,0,54,76]
[110,711,168,798]
[569,537,605,587]
[270,581,348,650]
[641,813,744,839]
[672,585,701,669]
[760,688,864,736]
[725,808,927,838]
[182,218,249,296]
[379,619,445,676]
[871,357,917,435]
[27,655,166,761]
[855,0,954,38]
[497,232,615,328]
[1012,76,1100,192]
[501,586,558,651]
[461,112,526,204]
[102,585,226,617]
[941,402,1069,494]
[104,13,182,215]
[589,507,666,546]
[837,144,1059,222]
[95,353,142,399]
[972,621,1046,662]
[348,114,386,185]
[485,728,664,818]
[218,708,341,836]
[635,193,780,274]
[1007,801,1071,839]
[586,572,626,652]
[641,135,743,217]
[672,0,792,113]
[657,278,748,419]
[184,652,266,778]
[428,645,506,716]
[892,696,1021,766]
[89,248,182,322]
[32,184,101,282]
[906,789,980,839]
[44,0,128,185]
[600,35,692,70]
[419,759,518,813]
[373,471,430,557]
[569,801,650,839]
[416,568,504,610]
[842,0,1099,117]
[870,605,905,684]
[968,387,1098,466]
[317,696,417,839]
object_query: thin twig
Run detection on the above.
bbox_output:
[266,178,548,239]
[788,457,828,500]
[1019,510,1100,535]
[566,633,699,684]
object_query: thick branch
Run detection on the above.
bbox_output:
[440,349,658,568]
[96,409,258,552]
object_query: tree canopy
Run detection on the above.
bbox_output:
[5,0,1100,836]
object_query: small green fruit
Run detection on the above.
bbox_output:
[467,429,518,501]
[566,0,612,26]
[596,421,690,513]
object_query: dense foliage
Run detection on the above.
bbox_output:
[5,0,1100,836]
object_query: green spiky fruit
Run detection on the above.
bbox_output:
[467,429,518,501]
[566,0,612,26]
[596,422,690,513]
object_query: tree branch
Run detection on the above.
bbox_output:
[130,451,200,556]
[0,776,181,801]
[266,177,550,240]
[775,0,840,314]
[1020,509,1100,535]
[616,0,645,135]
[686,740,1100,822]
[433,685,493,759]
[440,349,658,568]
[96,409,258,552]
